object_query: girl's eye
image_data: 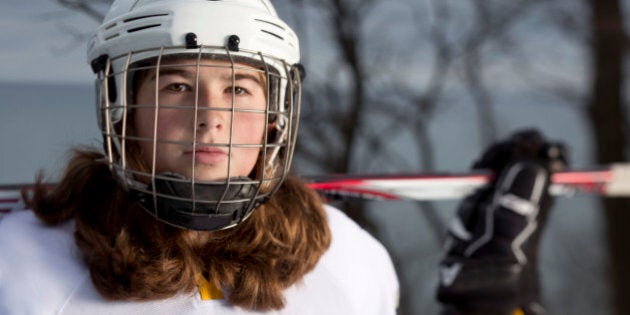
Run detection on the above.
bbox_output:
[230,86,249,95]
[165,83,190,92]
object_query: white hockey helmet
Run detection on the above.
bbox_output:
[87,0,304,231]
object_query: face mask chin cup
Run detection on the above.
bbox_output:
[133,173,263,231]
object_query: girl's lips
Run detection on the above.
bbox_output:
[185,148,228,164]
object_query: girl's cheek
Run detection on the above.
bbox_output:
[237,115,266,139]
[156,110,188,133]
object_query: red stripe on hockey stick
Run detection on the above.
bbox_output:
[551,170,612,184]
[2,164,630,202]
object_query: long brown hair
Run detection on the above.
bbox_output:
[26,148,331,311]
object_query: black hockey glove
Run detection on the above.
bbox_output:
[436,129,568,315]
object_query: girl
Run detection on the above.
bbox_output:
[0,0,399,314]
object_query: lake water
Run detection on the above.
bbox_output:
[0,81,100,184]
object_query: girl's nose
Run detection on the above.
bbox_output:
[196,88,228,131]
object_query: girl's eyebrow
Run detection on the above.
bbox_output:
[147,68,195,81]
[145,67,262,85]
[225,73,262,85]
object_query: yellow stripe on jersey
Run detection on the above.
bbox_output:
[197,274,224,301]
[513,308,525,315]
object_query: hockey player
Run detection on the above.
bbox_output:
[437,129,568,315]
[0,0,398,313]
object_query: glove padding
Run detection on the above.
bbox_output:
[437,129,568,314]
[471,129,568,177]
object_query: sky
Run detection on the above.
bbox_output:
[0,0,97,84]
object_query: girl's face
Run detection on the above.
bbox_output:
[133,58,267,181]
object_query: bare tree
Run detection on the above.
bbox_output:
[586,0,629,314]
[55,0,109,21]
[285,0,629,313]
[279,0,539,312]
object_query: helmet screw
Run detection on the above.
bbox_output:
[227,35,240,52]
[185,32,199,49]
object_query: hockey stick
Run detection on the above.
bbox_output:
[305,163,630,201]
[2,164,630,214]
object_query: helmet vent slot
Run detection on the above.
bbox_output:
[127,24,162,33]
[254,19,285,31]
[105,33,120,41]
[260,30,283,40]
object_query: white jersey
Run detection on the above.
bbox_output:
[0,205,399,315]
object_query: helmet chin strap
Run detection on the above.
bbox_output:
[132,173,265,231]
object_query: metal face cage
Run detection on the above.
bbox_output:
[93,45,302,231]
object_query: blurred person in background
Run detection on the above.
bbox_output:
[437,129,568,315]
